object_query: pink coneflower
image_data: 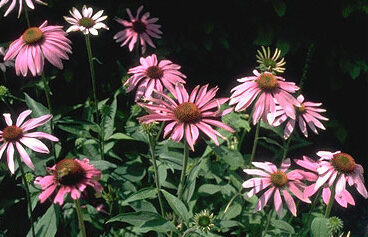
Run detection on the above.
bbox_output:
[64,5,109,35]
[229,70,299,125]
[34,158,103,205]
[114,5,162,53]
[0,0,47,18]
[126,54,186,101]
[294,155,358,208]
[138,84,235,151]
[243,159,311,217]
[4,20,72,77]
[0,110,58,174]
[314,151,367,199]
[272,95,328,139]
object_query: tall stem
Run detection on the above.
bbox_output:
[177,140,189,201]
[325,180,337,218]
[15,155,35,237]
[74,199,87,237]
[262,209,273,237]
[249,122,261,164]
[238,127,247,151]
[148,135,165,216]
[84,34,104,160]
[41,73,57,163]
[281,137,292,164]
[302,188,322,237]
[24,7,31,28]
[298,43,315,94]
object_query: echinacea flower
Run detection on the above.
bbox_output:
[315,151,367,199]
[294,153,367,208]
[114,5,162,52]
[64,5,109,35]
[34,158,103,205]
[126,54,186,101]
[138,84,235,151]
[0,0,47,18]
[229,69,299,125]
[256,46,286,74]
[272,94,329,139]
[0,110,58,173]
[4,20,72,77]
[243,159,311,217]
[0,47,14,72]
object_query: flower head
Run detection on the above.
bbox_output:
[64,5,109,35]
[0,0,47,18]
[243,159,311,217]
[294,153,367,208]
[126,54,186,101]
[0,110,58,173]
[34,158,103,205]
[114,5,162,53]
[272,94,329,139]
[138,84,234,151]
[193,210,215,232]
[4,21,72,77]
[0,47,14,72]
[229,69,299,125]
[256,46,286,74]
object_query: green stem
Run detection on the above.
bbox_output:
[148,135,165,216]
[84,34,104,160]
[74,199,87,237]
[238,127,247,151]
[325,181,336,218]
[182,228,198,237]
[15,155,35,237]
[281,137,292,164]
[155,121,165,143]
[41,73,57,164]
[262,209,273,237]
[249,122,261,164]
[298,43,315,94]
[177,140,189,201]
[24,7,31,28]
[301,188,322,237]
[224,193,241,213]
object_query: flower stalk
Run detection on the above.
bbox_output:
[74,199,87,237]
[249,122,261,164]
[177,140,189,201]
[325,180,337,218]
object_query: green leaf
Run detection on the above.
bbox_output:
[107,132,135,141]
[272,0,287,17]
[222,112,250,132]
[311,217,330,237]
[24,93,49,116]
[111,160,146,183]
[121,187,157,206]
[102,95,117,140]
[89,160,117,171]
[198,184,222,195]
[161,190,191,223]
[27,205,58,237]
[271,219,295,234]
[208,143,245,170]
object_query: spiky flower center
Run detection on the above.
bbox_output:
[174,102,201,123]
[257,72,279,91]
[55,159,85,185]
[78,17,95,28]
[198,215,211,228]
[132,20,146,33]
[331,153,355,173]
[270,171,288,187]
[296,104,306,113]
[146,66,163,79]
[2,125,23,142]
[22,27,43,44]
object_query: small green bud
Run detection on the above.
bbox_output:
[0,85,9,97]
[328,216,343,235]
[25,172,35,183]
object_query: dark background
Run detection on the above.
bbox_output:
[0,0,367,235]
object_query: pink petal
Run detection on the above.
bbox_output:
[3,113,12,126]
[254,187,275,212]
[251,162,277,173]
[7,142,15,174]
[20,137,50,153]
[16,110,32,127]
[322,187,331,205]
[283,189,297,216]
[38,184,57,203]
[54,186,70,205]
[274,188,283,217]
[15,142,34,170]
[24,132,59,142]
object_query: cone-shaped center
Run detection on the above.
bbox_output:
[296,104,306,113]
[174,102,201,123]
[331,152,355,173]
[55,158,85,185]
[257,72,279,91]
[146,66,163,79]
[132,20,146,33]
[270,170,288,187]
[78,17,95,28]
[2,125,23,142]
[198,215,211,227]
[22,27,43,44]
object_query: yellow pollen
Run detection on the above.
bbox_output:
[22,27,43,44]
[174,102,201,123]
[270,170,288,187]
[2,125,23,142]
[296,104,306,113]
[331,153,355,173]
[55,158,85,185]
[145,66,163,79]
[257,72,279,91]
